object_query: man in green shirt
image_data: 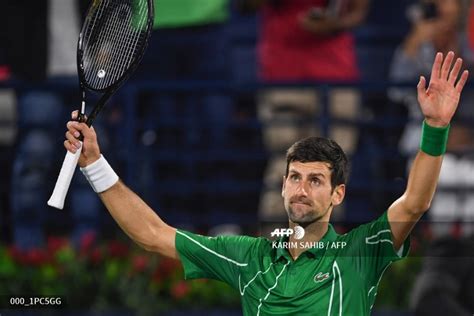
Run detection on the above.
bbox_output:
[64,51,468,315]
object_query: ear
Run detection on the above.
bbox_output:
[281,175,286,198]
[331,184,345,206]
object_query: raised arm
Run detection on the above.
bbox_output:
[388,51,469,250]
[65,112,178,259]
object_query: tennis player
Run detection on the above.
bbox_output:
[65,51,467,315]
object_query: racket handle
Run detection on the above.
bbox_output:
[47,142,83,210]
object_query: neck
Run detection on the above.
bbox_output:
[288,220,329,260]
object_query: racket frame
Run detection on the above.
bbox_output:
[77,0,154,126]
[48,0,154,209]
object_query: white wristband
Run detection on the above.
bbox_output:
[80,155,119,193]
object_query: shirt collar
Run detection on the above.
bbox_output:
[273,223,339,262]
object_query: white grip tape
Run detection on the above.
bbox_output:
[47,142,83,210]
[80,155,119,193]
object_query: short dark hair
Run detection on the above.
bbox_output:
[285,137,349,188]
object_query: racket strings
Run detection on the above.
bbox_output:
[99,2,138,82]
[105,3,146,84]
[83,0,111,83]
[81,0,149,90]
[89,0,144,79]
[91,2,132,86]
[88,1,145,87]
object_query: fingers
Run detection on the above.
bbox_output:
[64,140,77,153]
[431,52,468,89]
[455,70,469,93]
[68,110,94,137]
[448,57,463,85]
[67,120,96,140]
[430,52,443,80]
[65,121,82,154]
[440,51,455,80]
[66,121,81,137]
[71,110,88,122]
[64,131,82,153]
[65,129,80,144]
[417,75,427,101]
[66,111,101,166]
[64,118,97,154]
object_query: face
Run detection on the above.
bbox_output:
[282,161,345,225]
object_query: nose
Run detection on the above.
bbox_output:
[295,180,309,196]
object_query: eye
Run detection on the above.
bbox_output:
[311,178,321,186]
[290,174,300,182]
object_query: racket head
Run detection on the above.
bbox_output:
[77,0,154,93]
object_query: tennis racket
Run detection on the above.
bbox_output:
[48,0,154,209]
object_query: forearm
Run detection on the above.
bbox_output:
[402,150,443,214]
[67,122,179,259]
[387,51,468,249]
[387,147,444,250]
[99,180,177,258]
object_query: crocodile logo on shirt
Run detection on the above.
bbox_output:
[314,272,330,283]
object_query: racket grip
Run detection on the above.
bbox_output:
[47,142,83,210]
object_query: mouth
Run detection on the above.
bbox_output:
[291,201,312,207]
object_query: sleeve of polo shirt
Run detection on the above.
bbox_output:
[346,211,410,278]
[175,229,257,288]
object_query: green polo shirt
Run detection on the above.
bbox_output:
[175,211,410,315]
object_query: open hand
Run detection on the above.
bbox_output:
[417,51,469,127]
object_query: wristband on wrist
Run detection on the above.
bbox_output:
[419,120,450,156]
[80,155,119,193]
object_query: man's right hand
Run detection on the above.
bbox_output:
[65,110,101,168]
[66,113,178,260]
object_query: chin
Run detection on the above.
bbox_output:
[288,204,328,225]
[288,209,318,224]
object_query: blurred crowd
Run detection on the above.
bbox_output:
[0,0,474,313]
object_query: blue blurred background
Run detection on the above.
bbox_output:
[0,0,473,315]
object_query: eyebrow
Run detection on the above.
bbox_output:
[289,169,326,179]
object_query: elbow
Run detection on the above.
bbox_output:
[139,241,156,252]
[140,241,163,254]
[407,201,431,215]
[136,238,157,253]
[409,202,431,215]
[139,223,174,255]
[403,194,431,215]
[135,225,162,253]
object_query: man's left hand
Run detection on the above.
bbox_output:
[417,51,469,127]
